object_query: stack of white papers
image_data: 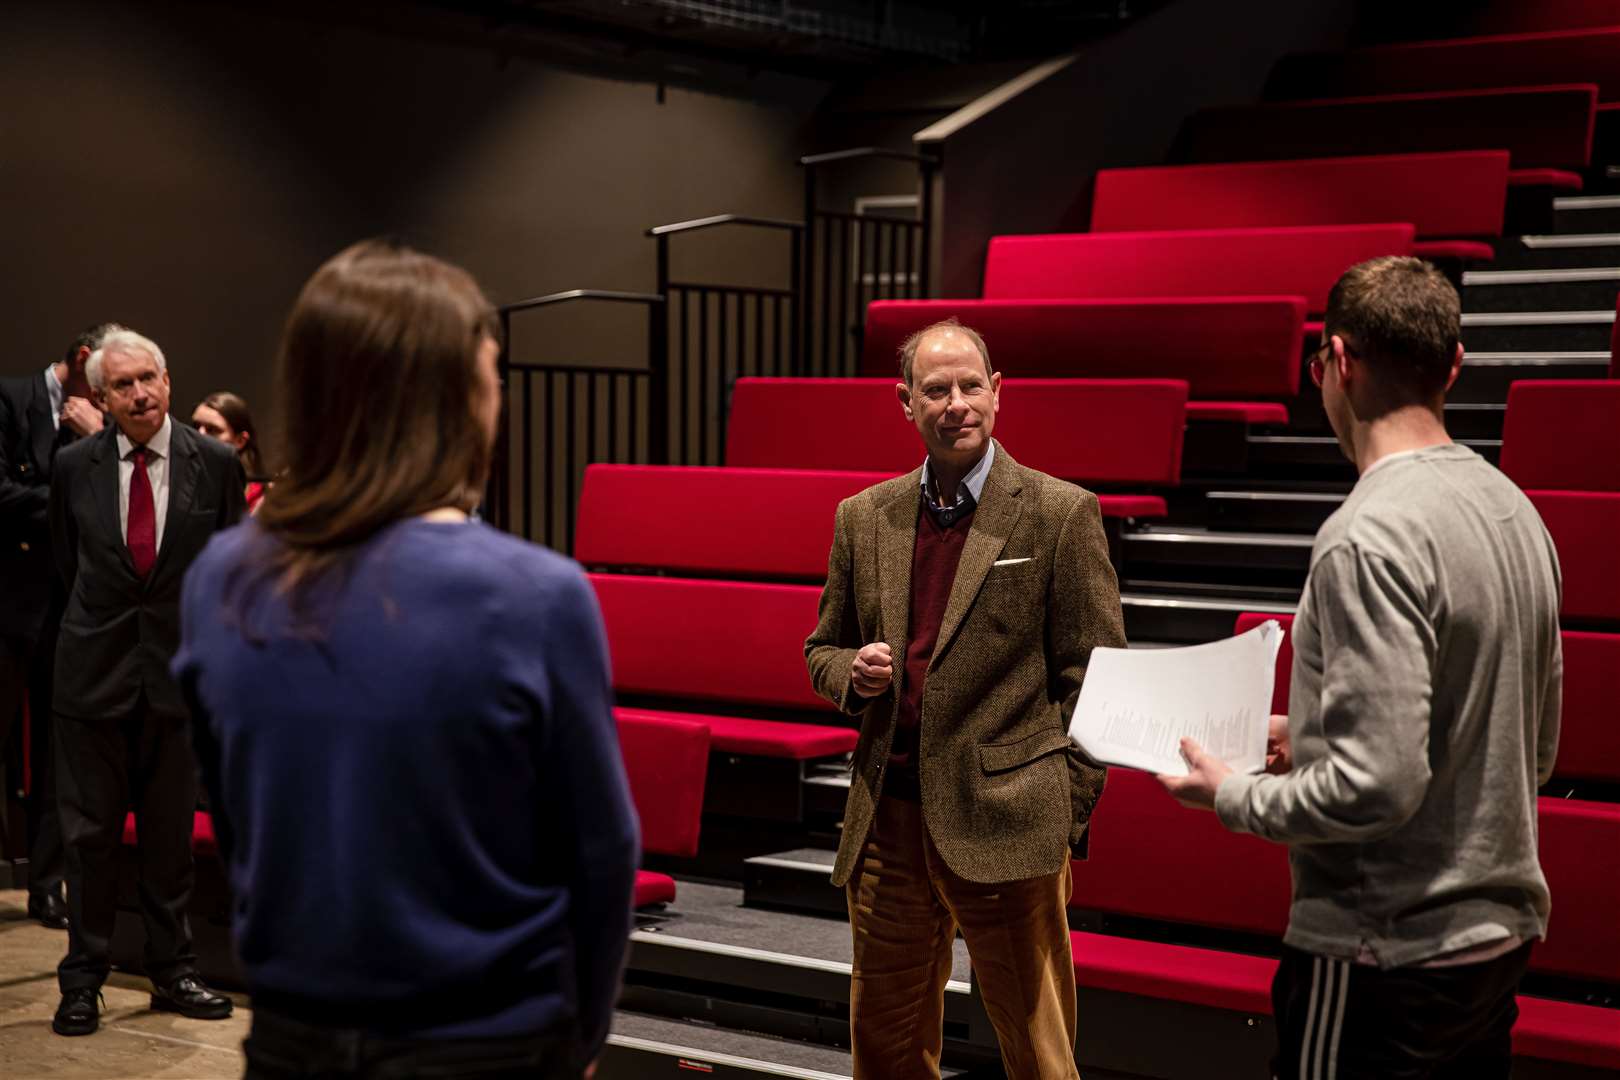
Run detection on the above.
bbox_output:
[1067,620,1286,777]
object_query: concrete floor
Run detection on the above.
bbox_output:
[0,889,248,1079]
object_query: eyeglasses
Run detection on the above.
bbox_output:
[1309,340,1334,388]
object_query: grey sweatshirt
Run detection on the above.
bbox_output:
[1215,443,1563,968]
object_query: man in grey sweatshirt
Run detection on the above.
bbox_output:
[1161,256,1563,1080]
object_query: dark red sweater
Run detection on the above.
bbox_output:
[887,502,974,801]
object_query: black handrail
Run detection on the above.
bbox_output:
[647,214,803,237]
[799,146,938,167]
[499,288,664,314]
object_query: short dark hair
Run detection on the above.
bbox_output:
[897,318,992,385]
[63,322,125,366]
[1323,256,1460,400]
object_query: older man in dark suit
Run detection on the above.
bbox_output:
[0,323,121,930]
[806,319,1126,1079]
[48,328,246,1036]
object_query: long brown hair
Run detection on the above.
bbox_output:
[197,391,267,480]
[243,239,500,609]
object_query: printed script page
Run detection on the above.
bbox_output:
[1066,620,1285,776]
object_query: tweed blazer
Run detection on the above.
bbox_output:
[807,442,1126,887]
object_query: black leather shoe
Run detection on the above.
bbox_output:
[27,889,69,930]
[150,975,233,1020]
[53,988,101,1036]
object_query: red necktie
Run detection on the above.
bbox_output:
[127,447,157,577]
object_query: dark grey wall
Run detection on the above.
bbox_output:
[0,1,827,462]
[922,0,1361,295]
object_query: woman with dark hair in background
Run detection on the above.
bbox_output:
[173,239,639,1079]
[192,391,267,512]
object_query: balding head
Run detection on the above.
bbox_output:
[897,318,992,386]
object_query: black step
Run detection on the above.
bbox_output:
[1247,435,1501,480]
[1205,490,1344,533]
[602,1012,857,1080]
[1443,402,1506,441]
[1122,526,1313,580]
[1553,195,1620,235]
[1121,592,1297,644]
[744,848,843,918]
[1461,267,1620,313]
[1451,352,1613,403]
[1459,310,1615,351]
[1487,234,1620,271]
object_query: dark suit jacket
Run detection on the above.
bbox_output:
[806,443,1127,887]
[50,418,246,721]
[0,373,61,641]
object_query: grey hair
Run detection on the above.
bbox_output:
[86,329,167,392]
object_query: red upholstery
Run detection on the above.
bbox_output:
[121,811,217,857]
[1073,769,1292,938]
[983,225,1415,315]
[1186,402,1290,426]
[1235,612,1297,716]
[618,707,858,760]
[1095,494,1167,520]
[1092,151,1509,241]
[590,574,832,713]
[1410,240,1497,262]
[1457,0,1620,35]
[1071,931,1277,1015]
[1500,380,1620,491]
[1527,491,1620,624]
[1507,168,1586,191]
[726,377,1189,488]
[1514,996,1620,1070]
[617,711,709,858]
[1266,27,1620,104]
[864,298,1303,399]
[578,465,887,581]
[1534,798,1620,985]
[1176,85,1597,171]
[1559,632,1620,784]
[634,870,677,909]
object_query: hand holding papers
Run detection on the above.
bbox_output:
[1067,621,1286,777]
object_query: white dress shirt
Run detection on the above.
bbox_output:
[116,415,173,551]
[43,364,64,429]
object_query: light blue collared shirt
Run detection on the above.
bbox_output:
[920,440,995,523]
[43,364,64,429]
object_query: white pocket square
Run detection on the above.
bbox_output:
[992,557,1032,567]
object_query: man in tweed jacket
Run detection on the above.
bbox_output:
[806,319,1126,1079]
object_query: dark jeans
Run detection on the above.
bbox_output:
[0,630,64,897]
[54,699,198,992]
[1272,941,1533,1080]
[243,1006,585,1080]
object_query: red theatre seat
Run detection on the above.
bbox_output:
[1534,799,1620,988]
[1457,0,1620,35]
[1526,491,1620,625]
[862,298,1303,401]
[122,811,217,857]
[618,712,709,909]
[1499,380,1620,491]
[1266,27,1620,105]
[1175,85,1596,173]
[1559,632,1620,784]
[577,465,888,581]
[725,377,1188,489]
[983,225,1415,316]
[1234,612,1296,716]
[1092,152,1510,256]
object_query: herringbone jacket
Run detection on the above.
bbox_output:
[806,443,1126,887]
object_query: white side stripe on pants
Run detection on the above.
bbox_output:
[1300,956,1352,1080]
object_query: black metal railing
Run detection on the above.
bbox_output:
[488,289,664,551]
[490,148,936,553]
[800,147,936,375]
[652,215,802,465]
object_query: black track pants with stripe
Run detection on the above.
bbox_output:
[1271,942,1533,1080]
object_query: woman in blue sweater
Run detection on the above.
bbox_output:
[174,240,638,1079]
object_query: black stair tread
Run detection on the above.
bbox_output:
[1461,350,1610,364]
[639,880,972,985]
[746,848,837,871]
[1120,590,1297,614]
[1124,525,1315,548]
[608,1010,857,1077]
[1464,267,1620,283]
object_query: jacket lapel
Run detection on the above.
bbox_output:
[875,467,922,659]
[88,426,135,577]
[149,420,200,583]
[929,443,1023,670]
[27,375,56,477]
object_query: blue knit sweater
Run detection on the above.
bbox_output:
[174,518,638,1052]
